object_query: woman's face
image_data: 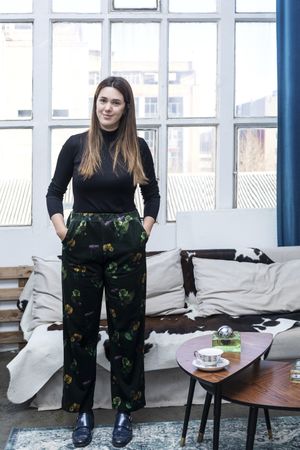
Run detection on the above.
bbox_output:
[96,86,126,131]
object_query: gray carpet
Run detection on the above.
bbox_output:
[4,416,300,449]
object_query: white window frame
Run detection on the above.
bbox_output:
[0,0,277,265]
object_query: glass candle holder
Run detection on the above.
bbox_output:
[212,330,241,353]
[290,359,300,383]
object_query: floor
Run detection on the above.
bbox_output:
[1,350,299,449]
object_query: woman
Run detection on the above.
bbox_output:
[46,76,160,448]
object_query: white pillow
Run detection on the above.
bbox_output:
[193,257,300,317]
[30,256,62,328]
[146,248,185,315]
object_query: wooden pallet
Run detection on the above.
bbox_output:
[0,266,33,348]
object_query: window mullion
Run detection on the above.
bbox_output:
[157,4,168,225]
[32,0,52,230]
[101,0,111,79]
[216,0,235,209]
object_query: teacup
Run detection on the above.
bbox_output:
[194,347,223,366]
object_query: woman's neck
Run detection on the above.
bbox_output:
[101,127,119,145]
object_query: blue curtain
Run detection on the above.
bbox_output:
[277,1,300,245]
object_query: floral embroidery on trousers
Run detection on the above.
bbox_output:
[61,210,147,413]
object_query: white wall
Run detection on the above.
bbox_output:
[176,208,277,249]
[0,208,277,266]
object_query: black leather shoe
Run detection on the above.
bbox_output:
[72,411,94,448]
[112,412,133,448]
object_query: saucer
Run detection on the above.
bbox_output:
[192,357,230,372]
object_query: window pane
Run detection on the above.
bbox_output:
[235,23,277,117]
[0,24,32,120]
[52,23,101,119]
[52,0,101,13]
[113,0,158,9]
[236,128,276,208]
[111,23,159,119]
[137,129,157,170]
[51,129,87,216]
[0,0,32,13]
[169,23,217,118]
[135,129,158,217]
[0,129,32,226]
[167,127,216,221]
[169,0,216,13]
[236,0,276,13]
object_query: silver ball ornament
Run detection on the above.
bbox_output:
[217,325,233,338]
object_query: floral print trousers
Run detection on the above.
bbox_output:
[61,211,148,414]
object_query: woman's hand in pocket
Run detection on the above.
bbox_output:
[143,216,155,238]
[50,213,68,242]
[58,227,68,242]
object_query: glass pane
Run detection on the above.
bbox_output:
[135,129,158,217]
[0,24,32,120]
[236,0,276,13]
[52,23,101,119]
[51,129,87,216]
[0,129,32,226]
[167,127,216,221]
[169,0,216,13]
[111,23,159,119]
[235,23,277,117]
[0,0,32,13]
[236,128,276,208]
[52,0,101,13]
[169,23,217,118]
[137,129,156,160]
[113,0,158,9]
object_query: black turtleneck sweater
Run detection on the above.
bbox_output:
[46,129,160,220]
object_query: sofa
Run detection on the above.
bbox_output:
[7,246,300,410]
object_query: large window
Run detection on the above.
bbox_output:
[0,130,32,226]
[52,23,102,119]
[0,22,32,226]
[0,1,32,13]
[0,23,32,120]
[236,128,277,208]
[111,22,160,120]
[0,0,277,227]
[234,7,277,211]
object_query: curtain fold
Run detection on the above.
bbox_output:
[276,0,300,245]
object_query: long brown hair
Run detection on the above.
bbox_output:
[79,76,147,185]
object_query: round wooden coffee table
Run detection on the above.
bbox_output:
[176,332,273,450]
[221,360,300,450]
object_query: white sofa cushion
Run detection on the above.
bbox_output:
[31,255,62,329]
[193,257,300,317]
[145,248,185,315]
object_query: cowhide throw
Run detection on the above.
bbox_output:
[180,247,274,296]
[99,309,300,362]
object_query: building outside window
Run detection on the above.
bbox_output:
[145,97,158,117]
[168,97,183,118]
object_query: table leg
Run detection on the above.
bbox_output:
[246,406,258,450]
[263,408,272,439]
[197,390,212,443]
[212,384,222,450]
[180,377,196,447]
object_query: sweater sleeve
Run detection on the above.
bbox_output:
[139,138,160,220]
[46,135,76,218]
